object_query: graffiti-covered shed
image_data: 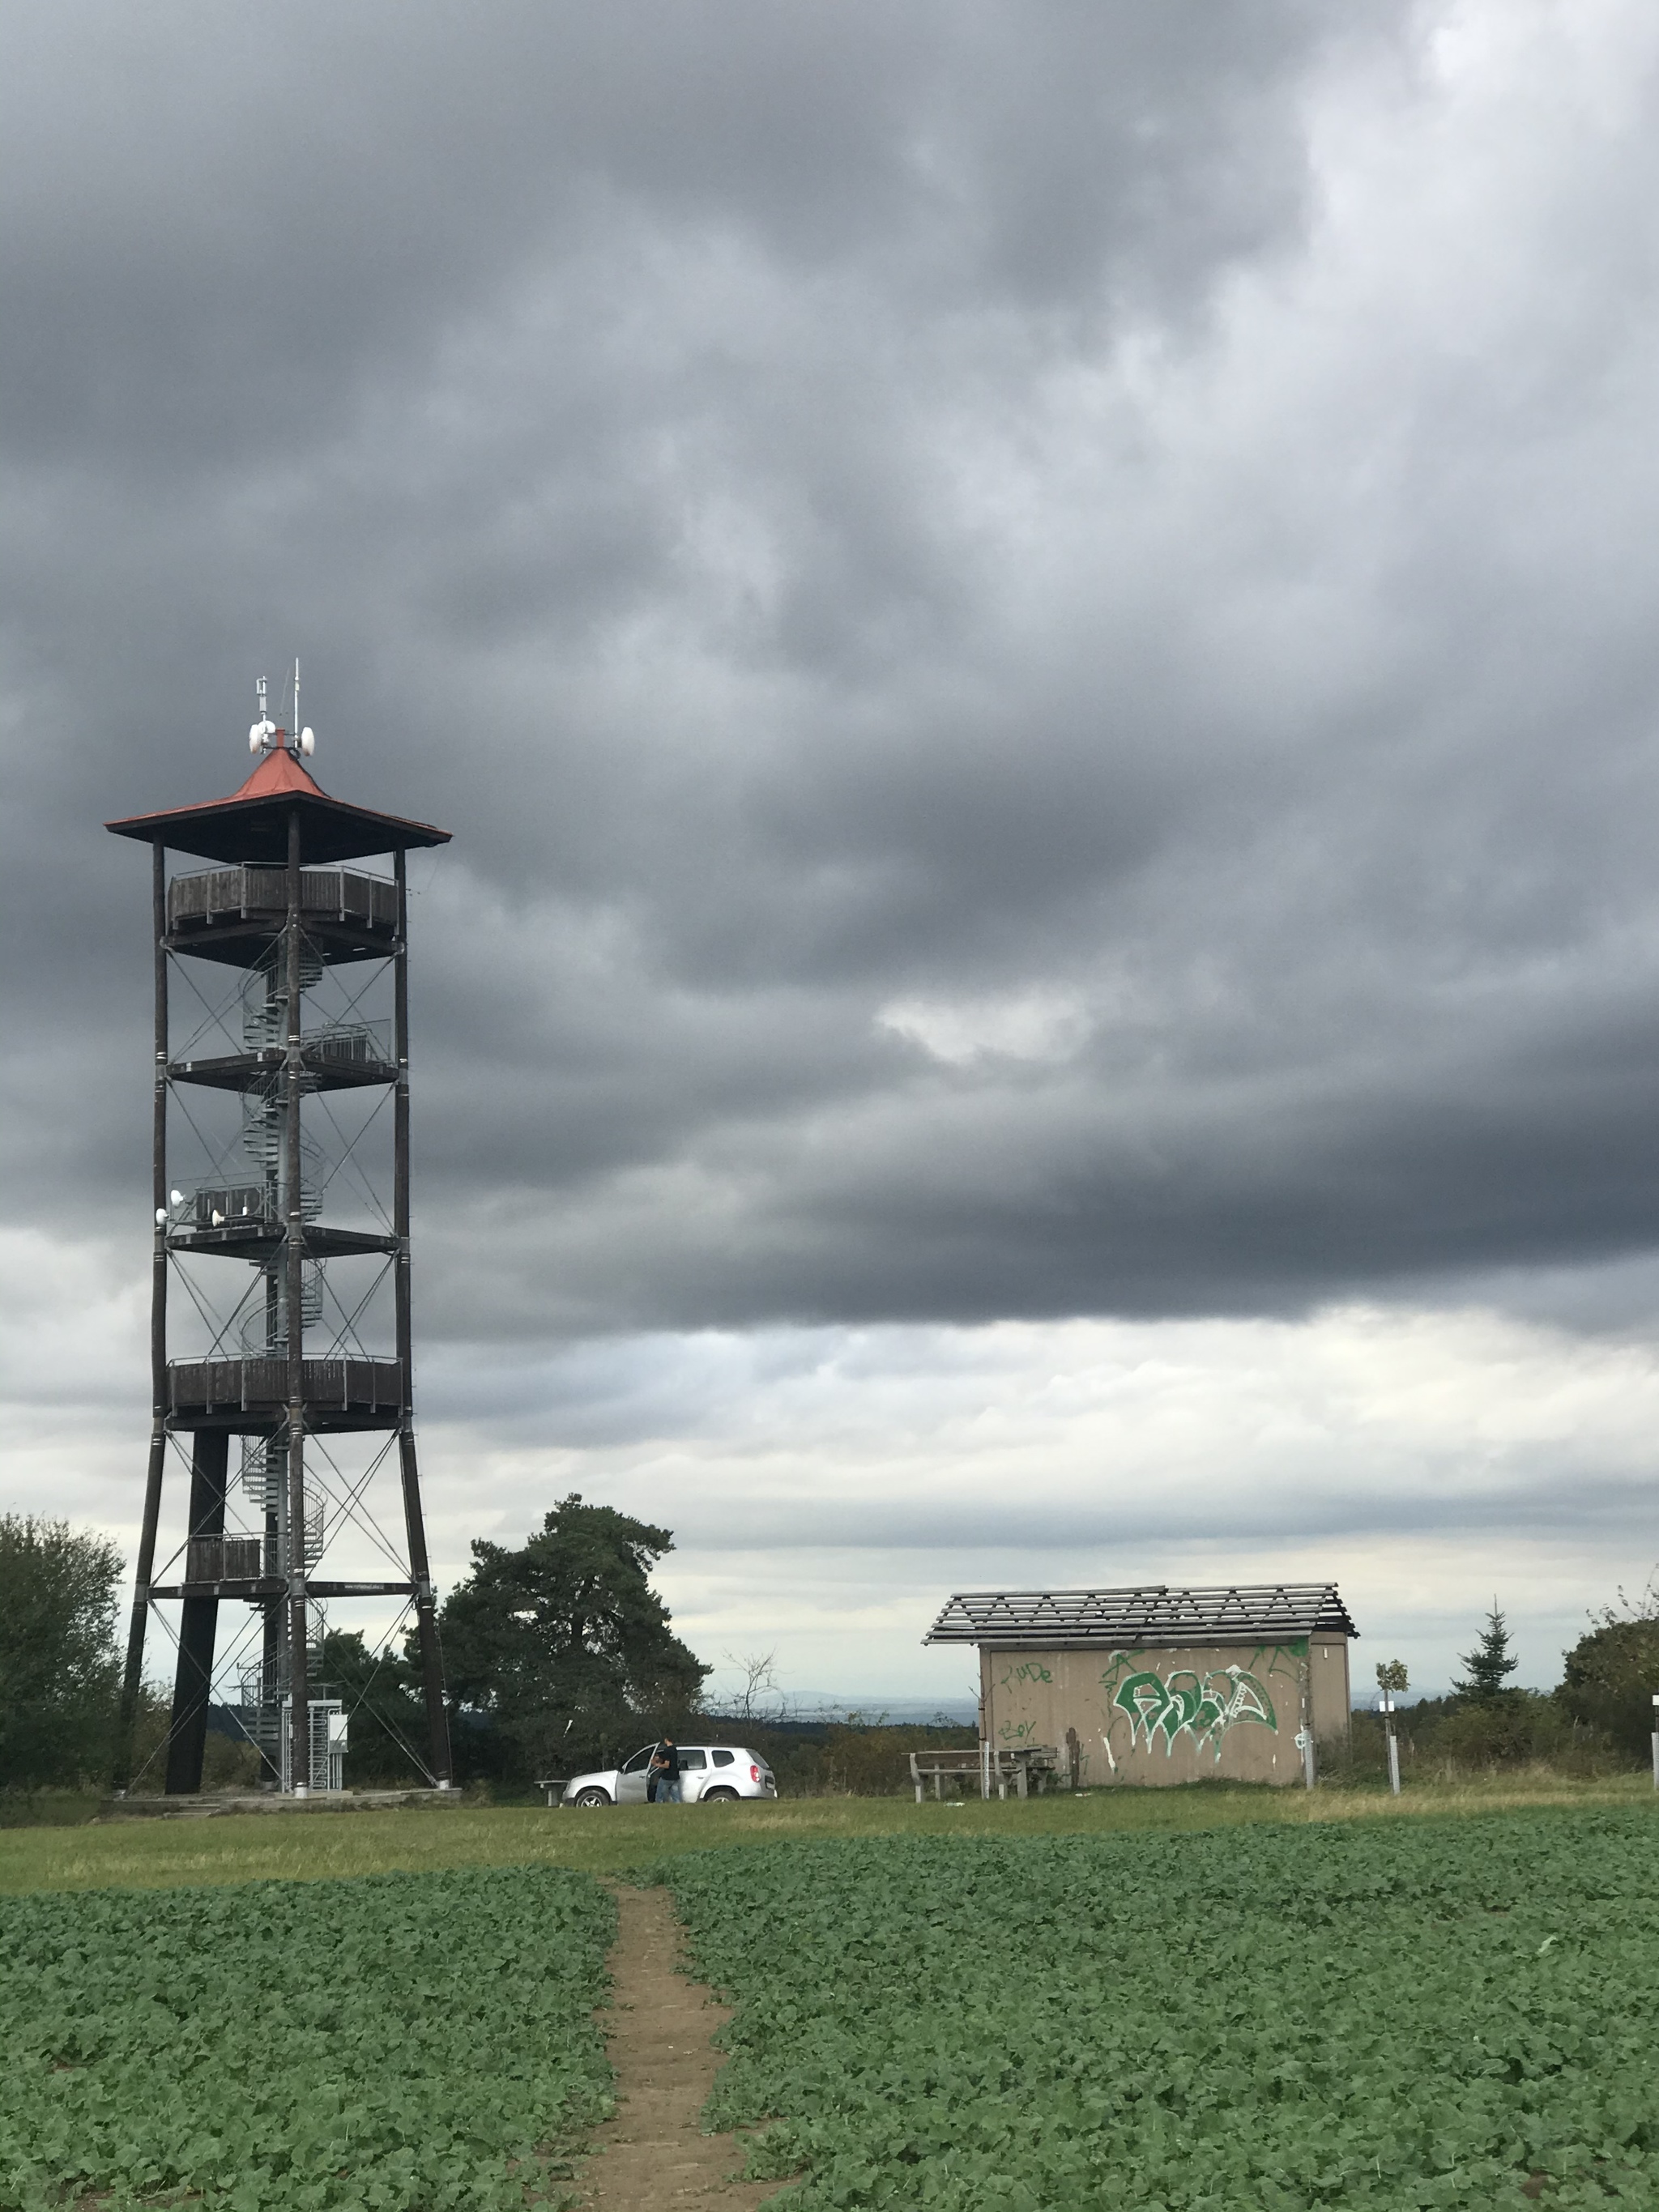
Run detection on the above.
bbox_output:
[926,1583,1358,1787]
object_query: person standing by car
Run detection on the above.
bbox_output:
[647,1732,680,1803]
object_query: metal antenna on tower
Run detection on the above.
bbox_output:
[293,657,315,757]
[250,677,275,756]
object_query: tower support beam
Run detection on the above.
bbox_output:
[114,842,170,1792]
[164,1430,230,1793]
[394,850,454,1788]
[284,804,311,1795]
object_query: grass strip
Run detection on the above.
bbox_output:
[2,1771,1651,1897]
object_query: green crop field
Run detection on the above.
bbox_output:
[667,1808,1659,2210]
[0,1866,613,2212]
[2,1791,1654,2211]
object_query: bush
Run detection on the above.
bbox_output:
[1559,1578,1659,1762]
[200,1730,262,1792]
[0,1516,123,1791]
[693,1715,978,1796]
[1342,1691,1625,1781]
[1434,1690,1564,1767]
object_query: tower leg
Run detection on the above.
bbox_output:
[113,1424,168,1792]
[287,1423,309,1794]
[259,1465,283,1789]
[392,848,452,1790]
[258,1602,283,1788]
[399,1429,454,1786]
[165,1430,229,1795]
[283,804,311,1796]
[118,841,171,1793]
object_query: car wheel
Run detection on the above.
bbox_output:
[703,1787,740,1803]
[572,1787,612,1809]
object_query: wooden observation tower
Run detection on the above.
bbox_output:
[105,682,454,1795]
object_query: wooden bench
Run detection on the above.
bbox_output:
[910,1745,1064,1802]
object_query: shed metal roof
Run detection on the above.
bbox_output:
[924,1583,1358,1648]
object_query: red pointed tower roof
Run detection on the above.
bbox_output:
[107,741,450,864]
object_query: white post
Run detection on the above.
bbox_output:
[1381,1694,1401,1796]
[1650,1694,1657,1792]
[980,1737,991,1801]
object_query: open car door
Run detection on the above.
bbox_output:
[616,1745,655,1804]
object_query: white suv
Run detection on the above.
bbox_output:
[561,1743,777,1807]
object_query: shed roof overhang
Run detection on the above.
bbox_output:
[924,1582,1358,1649]
[105,746,450,864]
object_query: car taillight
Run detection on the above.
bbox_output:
[749,1764,760,1782]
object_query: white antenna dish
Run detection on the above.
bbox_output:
[249,723,263,752]
[169,1188,183,1204]
[299,727,315,757]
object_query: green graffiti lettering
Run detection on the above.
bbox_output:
[1224,1669,1277,1733]
[1101,1650,1283,1762]
[1113,1670,1173,1745]
[1195,1674,1237,1733]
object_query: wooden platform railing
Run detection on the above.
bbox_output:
[168,1357,403,1421]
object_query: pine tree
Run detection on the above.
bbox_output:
[1452,1601,1520,1701]
[437,1494,709,1779]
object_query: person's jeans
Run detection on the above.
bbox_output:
[649,1775,680,1803]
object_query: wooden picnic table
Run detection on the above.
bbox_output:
[909,1744,1064,1803]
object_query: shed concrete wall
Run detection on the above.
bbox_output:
[979,1635,1352,1786]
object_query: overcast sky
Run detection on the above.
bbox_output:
[4,0,1658,1704]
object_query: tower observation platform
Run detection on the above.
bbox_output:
[106,691,454,1796]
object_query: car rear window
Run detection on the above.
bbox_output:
[711,1749,736,1767]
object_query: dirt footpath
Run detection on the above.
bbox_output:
[578,1884,790,2209]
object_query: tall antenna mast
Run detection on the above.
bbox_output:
[292,658,300,755]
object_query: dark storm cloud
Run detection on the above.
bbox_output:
[7,0,1659,1341]
[2,0,1319,467]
